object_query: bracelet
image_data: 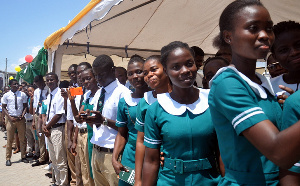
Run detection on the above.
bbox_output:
[103,117,108,126]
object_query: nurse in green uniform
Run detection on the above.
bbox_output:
[112,55,150,186]
[143,41,222,186]
[134,55,172,186]
[271,21,300,184]
[208,0,300,185]
[74,68,99,180]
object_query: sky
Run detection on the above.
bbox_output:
[0,0,90,73]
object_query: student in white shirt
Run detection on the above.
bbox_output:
[83,55,129,186]
[32,75,49,166]
[1,79,28,166]
[42,72,68,186]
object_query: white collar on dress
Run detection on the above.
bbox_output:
[144,91,157,105]
[157,88,210,115]
[209,66,274,99]
[123,91,141,106]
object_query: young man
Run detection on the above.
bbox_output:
[68,64,78,87]
[85,55,129,186]
[43,72,68,186]
[32,75,49,166]
[1,79,28,166]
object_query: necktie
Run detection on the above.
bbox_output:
[47,94,53,122]
[97,88,106,113]
[36,89,43,114]
[14,92,18,110]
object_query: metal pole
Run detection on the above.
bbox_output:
[5,58,7,86]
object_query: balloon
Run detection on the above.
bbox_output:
[15,66,21,72]
[9,76,14,80]
[25,55,33,63]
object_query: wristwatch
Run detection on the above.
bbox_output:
[103,117,108,126]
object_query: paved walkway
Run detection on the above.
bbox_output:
[0,130,52,186]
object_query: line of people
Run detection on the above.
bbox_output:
[1,0,300,185]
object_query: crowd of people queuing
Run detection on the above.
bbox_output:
[1,0,300,185]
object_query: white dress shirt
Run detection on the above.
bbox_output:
[33,86,49,114]
[1,90,27,117]
[67,90,87,129]
[45,87,66,125]
[90,79,130,148]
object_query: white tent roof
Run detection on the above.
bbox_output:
[46,0,300,76]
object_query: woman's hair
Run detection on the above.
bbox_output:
[161,41,194,68]
[203,57,230,74]
[128,54,145,66]
[145,55,161,64]
[271,21,300,52]
[214,0,264,48]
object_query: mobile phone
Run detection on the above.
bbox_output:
[70,87,83,96]
[80,113,87,118]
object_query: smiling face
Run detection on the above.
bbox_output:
[81,70,97,90]
[226,5,274,60]
[165,48,197,88]
[143,59,168,90]
[127,62,146,89]
[273,30,300,72]
[46,75,58,91]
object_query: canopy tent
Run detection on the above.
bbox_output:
[44,0,300,78]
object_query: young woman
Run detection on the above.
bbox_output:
[208,0,300,185]
[270,21,300,185]
[142,41,222,185]
[270,21,300,96]
[112,55,150,186]
[134,55,172,186]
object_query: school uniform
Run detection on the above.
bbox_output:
[135,91,156,133]
[116,92,141,186]
[67,90,94,186]
[269,74,300,96]
[82,91,94,180]
[25,97,37,155]
[1,90,27,160]
[281,90,300,173]
[208,66,282,185]
[144,89,220,186]
[89,79,129,186]
[33,86,49,162]
[46,87,68,186]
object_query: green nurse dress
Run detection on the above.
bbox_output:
[81,90,95,179]
[281,90,300,173]
[144,89,221,186]
[208,67,282,185]
[116,92,141,186]
[135,91,157,132]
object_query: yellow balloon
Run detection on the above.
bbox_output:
[9,76,14,80]
[15,66,21,72]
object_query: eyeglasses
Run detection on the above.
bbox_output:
[267,62,282,70]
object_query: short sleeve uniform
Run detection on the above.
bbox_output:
[208,67,282,185]
[281,90,300,173]
[116,93,141,186]
[144,89,220,186]
[135,91,157,132]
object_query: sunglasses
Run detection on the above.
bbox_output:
[267,62,282,70]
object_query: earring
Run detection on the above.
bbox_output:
[228,40,231,43]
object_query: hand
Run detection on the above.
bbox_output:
[42,125,50,137]
[85,110,105,124]
[67,88,75,101]
[28,92,34,99]
[61,88,68,100]
[277,85,295,104]
[75,111,88,124]
[9,116,17,123]
[112,160,128,175]
[32,122,36,130]
[160,151,165,167]
[71,142,77,156]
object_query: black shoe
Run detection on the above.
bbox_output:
[45,172,52,178]
[32,160,46,167]
[21,158,29,163]
[26,152,33,158]
[6,160,11,166]
[32,154,39,160]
